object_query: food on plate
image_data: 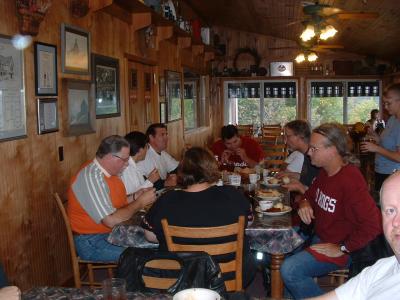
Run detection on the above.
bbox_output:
[266,202,284,212]
[268,177,280,184]
[257,189,281,197]
[282,176,290,184]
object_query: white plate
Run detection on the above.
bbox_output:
[261,177,281,187]
[256,193,282,200]
[255,205,292,216]
[173,288,221,300]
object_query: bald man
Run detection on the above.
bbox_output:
[308,171,400,300]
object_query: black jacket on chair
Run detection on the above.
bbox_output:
[116,247,226,295]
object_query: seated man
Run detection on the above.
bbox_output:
[137,123,179,190]
[280,123,382,299]
[68,135,156,262]
[212,124,265,169]
[309,171,400,300]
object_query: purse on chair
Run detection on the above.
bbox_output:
[116,247,226,295]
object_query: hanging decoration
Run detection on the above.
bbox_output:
[16,0,51,36]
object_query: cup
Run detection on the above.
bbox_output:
[259,200,273,211]
[262,169,269,180]
[228,174,241,186]
[102,278,127,300]
[249,173,258,184]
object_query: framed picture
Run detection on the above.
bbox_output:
[61,23,91,75]
[159,102,167,124]
[34,42,58,96]
[165,70,182,122]
[62,79,95,136]
[0,34,26,142]
[92,54,120,118]
[159,76,165,97]
[37,98,58,134]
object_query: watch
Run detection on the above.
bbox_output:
[340,244,350,253]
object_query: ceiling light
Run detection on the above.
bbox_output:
[307,52,318,62]
[320,25,337,40]
[300,24,315,42]
[295,53,306,63]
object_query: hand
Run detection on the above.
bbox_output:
[360,141,380,153]
[147,168,160,183]
[282,178,306,193]
[164,174,177,187]
[137,188,156,208]
[221,150,233,163]
[298,200,314,224]
[0,286,21,300]
[235,148,248,161]
[310,243,344,258]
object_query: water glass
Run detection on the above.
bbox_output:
[102,278,127,300]
[228,174,241,186]
[249,173,258,184]
[262,169,269,180]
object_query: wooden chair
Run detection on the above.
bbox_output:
[54,193,117,288]
[161,216,245,292]
[264,144,288,172]
[142,258,182,290]
[236,124,253,137]
[261,125,283,145]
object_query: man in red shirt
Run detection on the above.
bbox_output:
[211,125,264,169]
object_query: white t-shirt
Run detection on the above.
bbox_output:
[137,145,179,180]
[335,256,400,300]
[120,157,153,196]
[284,151,304,173]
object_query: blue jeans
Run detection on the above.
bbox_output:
[74,233,126,262]
[281,236,350,299]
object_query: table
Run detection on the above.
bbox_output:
[107,186,303,300]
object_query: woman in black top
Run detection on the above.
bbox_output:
[143,147,256,287]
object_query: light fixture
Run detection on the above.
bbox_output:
[307,52,318,62]
[300,24,316,42]
[295,53,306,63]
[294,52,318,63]
[320,25,337,40]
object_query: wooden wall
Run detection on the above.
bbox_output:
[0,0,218,289]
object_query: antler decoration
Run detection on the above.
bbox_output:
[16,0,52,36]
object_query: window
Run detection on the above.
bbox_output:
[225,80,298,127]
[309,80,380,128]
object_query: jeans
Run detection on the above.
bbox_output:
[280,235,350,299]
[74,233,126,262]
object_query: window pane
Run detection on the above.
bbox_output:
[263,98,296,125]
[184,81,196,130]
[237,97,260,125]
[347,96,380,124]
[310,96,344,128]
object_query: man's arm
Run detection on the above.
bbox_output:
[306,290,338,300]
[102,188,155,228]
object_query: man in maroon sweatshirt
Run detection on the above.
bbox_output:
[280,123,382,299]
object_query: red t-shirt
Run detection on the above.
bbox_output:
[303,164,382,265]
[211,136,265,168]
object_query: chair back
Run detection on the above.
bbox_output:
[142,259,181,290]
[161,216,245,292]
[237,124,253,137]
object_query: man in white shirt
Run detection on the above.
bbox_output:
[308,171,400,300]
[137,123,179,189]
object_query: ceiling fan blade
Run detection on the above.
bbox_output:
[314,44,344,49]
[320,7,342,16]
[268,46,299,50]
[336,12,379,19]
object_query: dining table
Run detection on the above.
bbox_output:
[107,183,303,300]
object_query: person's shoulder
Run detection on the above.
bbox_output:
[361,256,398,276]
[242,136,258,144]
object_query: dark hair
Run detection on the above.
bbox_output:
[284,120,311,142]
[96,135,130,158]
[313,123,359,166]
[124,131,147,156]
[177,147,220,188]
[146,123,167,138]
[384,83,400,98]
[370,109,379,119]
[221,125,239,140]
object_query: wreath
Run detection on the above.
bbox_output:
[233,47,261,72]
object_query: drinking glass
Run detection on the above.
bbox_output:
[102,278,127,300]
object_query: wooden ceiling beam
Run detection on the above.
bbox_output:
[131,12,152,31]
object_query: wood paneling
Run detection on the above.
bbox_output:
[0,0,217,289]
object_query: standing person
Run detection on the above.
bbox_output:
[211,124,265,169]
[365,109,385,134]
[361,83,400,191]
[281,123,382,299]
[68,135,156,262]
[142,147,257,287]
[307,171,400,300]
[137,123,179,189]
[120,131,160,198]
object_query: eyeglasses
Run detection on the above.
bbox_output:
[308,145,322,153]
[112,154,130,163]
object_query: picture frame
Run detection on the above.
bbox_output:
[92,54,120,118]
[62,79,95,136]
[37,98,58,134]
[159,76,165,97]
[159,102,167,124]
[61,23,91,75]
[0,34,26,142]
[165,70,182,122]
[34,42,58,96]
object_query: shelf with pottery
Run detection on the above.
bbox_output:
[90,0,215,61]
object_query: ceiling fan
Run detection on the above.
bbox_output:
[302,1,379,20]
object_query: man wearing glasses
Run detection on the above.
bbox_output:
[280,123,382,299]
[68,135,156,262]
